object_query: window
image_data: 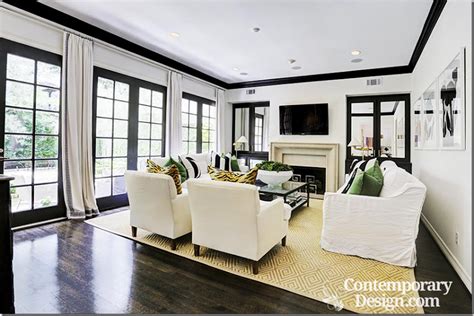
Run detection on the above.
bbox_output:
[254,114,264,151]
[181,93,216,154]
[0,39,64,227]
[93,68,166,209]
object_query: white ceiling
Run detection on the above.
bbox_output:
[40,0,432,83]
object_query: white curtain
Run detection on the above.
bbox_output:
[216,89,226,153]
[166,71,183,157]
[62,33,98,219]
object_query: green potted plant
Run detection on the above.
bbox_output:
[256,161,293,187]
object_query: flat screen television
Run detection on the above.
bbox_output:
[279,103,329,135]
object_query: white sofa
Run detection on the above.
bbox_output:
[124,170,192,250]
[321,161,427,267]
[186,179,289,274]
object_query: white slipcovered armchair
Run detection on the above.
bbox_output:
[124,171,192,250]
[321,162,427,267]
[187,179,289,274]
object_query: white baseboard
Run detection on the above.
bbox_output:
[421,213,472,292]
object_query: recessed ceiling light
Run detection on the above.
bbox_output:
[240,72,248,76]
[351,50,361,56]
[288,59,296,64]
[291,66,302,70]
[252,27,261,33]
[170,32,180,38]
[233,67,239,71]
[351,58,363,63]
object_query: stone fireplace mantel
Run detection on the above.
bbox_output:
[270,142,339,197]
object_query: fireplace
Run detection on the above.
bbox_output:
[290,166,326,196]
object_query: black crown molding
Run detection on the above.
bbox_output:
[4,0,446,90]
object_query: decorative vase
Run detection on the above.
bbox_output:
[257,170,293,187]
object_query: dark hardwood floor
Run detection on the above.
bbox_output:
[13,208,472,314]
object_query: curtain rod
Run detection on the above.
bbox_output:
[1,4,225,91]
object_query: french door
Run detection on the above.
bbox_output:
[92,67,166,211]
[0,39,65,227]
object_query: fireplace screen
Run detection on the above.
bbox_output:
[290,166,326,195]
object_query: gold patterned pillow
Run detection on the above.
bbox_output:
[208,165,258,185]
[147,159,182,194]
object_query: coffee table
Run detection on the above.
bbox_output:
[257,181,310,212]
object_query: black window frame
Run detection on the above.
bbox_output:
[0,39,65,227]
[181,92,216,154]
[92,67,167,211]
[346,93,411,173]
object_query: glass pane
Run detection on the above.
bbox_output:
[95,158,112,177]
[189,128,197,141]
[203,104,210,117]
[36,86,60,111]
[152,91,163,107]
[5,135,32,159]
[138,140,150,156]
[35,111,59,135]
[189,101,198,114]
[188,142,197,154]
[202,129,209,142]
[189,114,197,128]
[152,108,162,123]
[10,186,32,213]
[351,116,374,157]
[35,136,58,158]
[139,87,151,105]
[380,101,405,158]
[209,130,216,143]
[352,102,374,114]
[114,101,128,120]
[181,99,189,112]
[182,113,189,127]
[209,118,216,130]
[97,97,113,117]
[96,118,113,137]
[209,142,216,152]
[37,62,61,88]
[202,142,209,153]
[6,81,34,108]
[113,139,128,157]
[113,120,128,138]
[112,158,127,176]
[113,176,126,195]
[137,157,148,170]
[150,140,161,156]
[7,54,35,83]
[138,122,150,139]
[4,160,32,186]
[95,178,111,198]
[96,138,112,157]
[151,124,162,140]
[210,105,216,118]
[139,105,151,122]
[34,184,58,209]
[182,127,189,141]
[34,160,58,184]
[5,108,33,133]
[114,82,129,101]
[98,77,114,98]
[202,117,210,129]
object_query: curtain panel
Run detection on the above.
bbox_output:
[61,33,98,219]
[216,89,226,153]
[166,72,183,157]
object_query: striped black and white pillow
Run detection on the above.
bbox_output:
[179,156,202,179]
[210,152,232,171]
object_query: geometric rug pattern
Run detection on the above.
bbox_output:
[86,200,423,314]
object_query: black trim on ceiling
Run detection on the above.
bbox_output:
[4,0,446,90]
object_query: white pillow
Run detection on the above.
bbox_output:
[186,153,210,174]
[179,155,203,178]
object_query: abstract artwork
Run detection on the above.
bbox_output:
[438,49,465,150]
[413,97,422,149]
[421,81,438,149]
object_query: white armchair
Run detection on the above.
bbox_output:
[124,171,192,250]
[186,179,289,274]
[321,164,426,267]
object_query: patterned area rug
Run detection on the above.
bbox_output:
[86,201,423,314]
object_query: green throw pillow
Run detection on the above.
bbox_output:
[348,169,364,195]
[365,160,384,184]
[230,155,240,172]
[164,157,188,181]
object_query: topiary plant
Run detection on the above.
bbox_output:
[256,161,293,172]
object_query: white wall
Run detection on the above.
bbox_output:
[225,74,412,185]
[411,0,472,289]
